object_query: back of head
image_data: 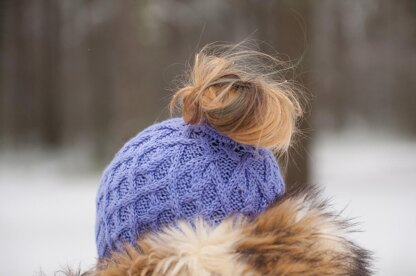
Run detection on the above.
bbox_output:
[170,42,303,152]
[96,42,304,259]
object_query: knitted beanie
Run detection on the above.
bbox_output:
[95,44,302,259]
[95,117,285,258]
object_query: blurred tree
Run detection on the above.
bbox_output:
[265,1,312,190]
[39,0,62,146]
[312,0,416,133]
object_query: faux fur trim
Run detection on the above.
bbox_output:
[60,186,372,275]
[235,187,372,275]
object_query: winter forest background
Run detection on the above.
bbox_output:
[1,1,415,275]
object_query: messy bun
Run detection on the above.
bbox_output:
[170,43,303,151]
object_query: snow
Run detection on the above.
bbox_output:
[0,148,99,275]
[311,130,416,276]
[0,131,415,275]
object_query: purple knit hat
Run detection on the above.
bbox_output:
[95,117,285,258]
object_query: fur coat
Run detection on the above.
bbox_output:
[65,187,372,276]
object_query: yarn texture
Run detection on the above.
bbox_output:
[95,118,285,258]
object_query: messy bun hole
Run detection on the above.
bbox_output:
[170,43,303,152]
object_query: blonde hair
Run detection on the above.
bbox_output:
[170,43,303,152]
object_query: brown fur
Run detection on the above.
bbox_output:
[236,187,371,275]
[96,220,247,276]
[59,187,371,275]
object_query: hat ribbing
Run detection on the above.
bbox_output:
[95,118,284,258]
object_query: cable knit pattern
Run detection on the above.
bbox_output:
[95,118,285,258]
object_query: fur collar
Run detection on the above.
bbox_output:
[64,187,372,275]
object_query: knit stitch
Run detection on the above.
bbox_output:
[95,118,285,258]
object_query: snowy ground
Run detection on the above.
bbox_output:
[311,130,416,275]
[0,148,99,275]
[1,131,415,275]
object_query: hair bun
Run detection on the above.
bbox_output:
[170,43,302,151]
